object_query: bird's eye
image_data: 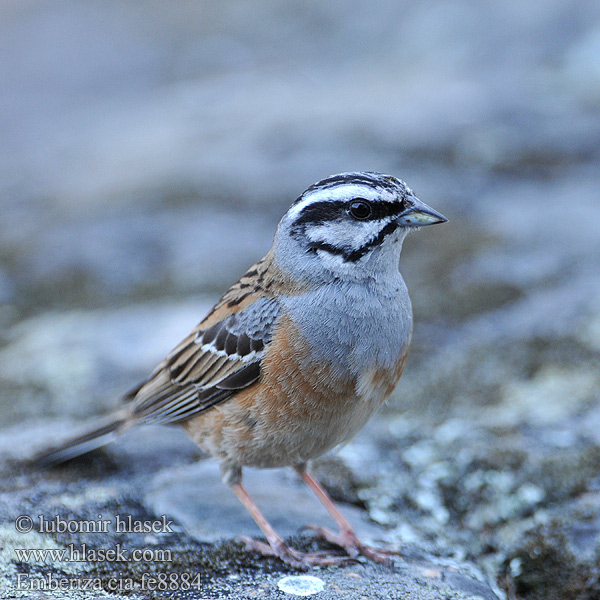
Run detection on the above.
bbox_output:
[349,200,372,220]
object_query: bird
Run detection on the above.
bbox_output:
[35,171,447,569]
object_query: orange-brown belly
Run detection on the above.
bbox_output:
[183,315,408,469]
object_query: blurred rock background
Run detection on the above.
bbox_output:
[1,1,600,598]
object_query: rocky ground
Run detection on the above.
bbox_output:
[1,1,600,599]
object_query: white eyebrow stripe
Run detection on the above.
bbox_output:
[287,184,387,221]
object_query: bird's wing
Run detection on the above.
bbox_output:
[129,261,282,425]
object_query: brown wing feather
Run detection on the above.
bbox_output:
[129,255,287,426]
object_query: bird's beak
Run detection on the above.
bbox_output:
[397,196,448,227]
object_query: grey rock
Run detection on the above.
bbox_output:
[146,461,385,543]
[0,421,499,600]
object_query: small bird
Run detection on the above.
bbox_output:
[36,172,447,569]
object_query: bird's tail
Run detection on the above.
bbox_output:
[33,410,131,466]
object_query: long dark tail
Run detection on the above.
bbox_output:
[34,411,131,466]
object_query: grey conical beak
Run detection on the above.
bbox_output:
[396,196,448,227]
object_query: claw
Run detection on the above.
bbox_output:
[230,478,397,570]
[238,535,355,569]
[303,524,399,567]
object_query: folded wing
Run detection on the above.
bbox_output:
[130,296,281,425]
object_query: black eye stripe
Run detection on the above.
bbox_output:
[291,199,406,233]
[365,200,406,220]
[292,201,346,230]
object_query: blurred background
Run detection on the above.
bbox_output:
[1,0,600,596]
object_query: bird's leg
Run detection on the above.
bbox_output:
[230,482,353,570]
[294,466,397,566]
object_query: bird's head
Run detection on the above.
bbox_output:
[274,171,447,284]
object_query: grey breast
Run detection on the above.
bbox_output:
[281,275,412,380]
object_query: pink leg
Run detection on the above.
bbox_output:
[296,467,397,566]
[230,482,353,569]
[298,470,356,538]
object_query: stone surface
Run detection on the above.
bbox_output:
[0,422,499,600]
[147,462,387,543]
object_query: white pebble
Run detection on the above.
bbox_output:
[277,575,325,596]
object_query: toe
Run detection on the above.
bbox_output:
[303,526,400,566]
[238,535,355,569]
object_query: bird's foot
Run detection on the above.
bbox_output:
[303,525,399,567]
[238,535,356,570]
